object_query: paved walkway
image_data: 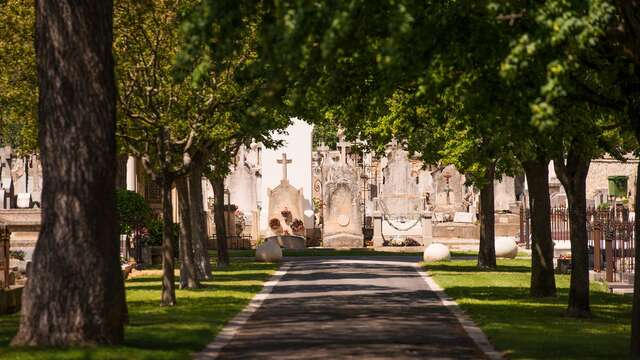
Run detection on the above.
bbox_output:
[205,257,488,359]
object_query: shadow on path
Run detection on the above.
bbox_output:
[215,257,486,360]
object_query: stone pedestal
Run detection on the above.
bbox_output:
[421,215,433,247]
[372,212,383,247]
[323,233,363,248]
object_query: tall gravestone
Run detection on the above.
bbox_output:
[321,135,363,248]
[372,141,432,246]
[267,153,306,237]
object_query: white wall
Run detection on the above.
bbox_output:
[259,118,314,231]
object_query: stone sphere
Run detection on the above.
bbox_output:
[256,239,283,262]
[423,243,451,262]
[495,236,518,258]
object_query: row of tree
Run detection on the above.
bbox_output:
[178,0,640,353]
[0,0,289,345]
[3,0,640,355]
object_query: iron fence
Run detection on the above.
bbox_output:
[209,235,253,250]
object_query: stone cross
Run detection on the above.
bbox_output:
[277,153,292,181]
[336,134,352,164]
[317,142,330,154]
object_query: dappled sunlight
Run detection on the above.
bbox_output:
[425,258,632,359]
[0,260,279,359]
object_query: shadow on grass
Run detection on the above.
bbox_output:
[0,261,279,360]
[426,259,632,359]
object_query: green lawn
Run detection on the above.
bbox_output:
[0,260,279,359]
[225,248,424,257]
[424,259,631,359]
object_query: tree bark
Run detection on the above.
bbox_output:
[12,0,125,346]
[176,177,200,289]
[160,178,177,306]
[630,138,640,356]
[523,160,557,297]
[478,163,497,269]
[555,151,591,318]
[189,166,212,280]
[212,177,230,268]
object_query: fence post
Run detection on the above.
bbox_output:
[606,236,614,282]
[593,227,602,272]
[0,224,9,289]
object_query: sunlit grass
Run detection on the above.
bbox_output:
[424,259,631,359]
[0,260,279,359]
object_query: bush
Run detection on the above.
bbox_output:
[116,189,152,236]
[141,217,179,255]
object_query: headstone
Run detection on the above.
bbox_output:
[453,212,475,223]
[321,143,363,247]
[494,176,516,212]
[434,165,465,213]
[267,153,306,237]
[16,193,31,209]
[0,190,4,210]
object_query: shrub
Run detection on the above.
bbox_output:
[116,189,152,236]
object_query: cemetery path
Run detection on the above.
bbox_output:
[202,257,490,360]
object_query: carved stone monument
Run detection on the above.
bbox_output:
[266,153,306,249]
[321,134,363,248]
[372,141,432,247]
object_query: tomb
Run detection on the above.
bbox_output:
[320,134,364,248]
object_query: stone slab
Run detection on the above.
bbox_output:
[16,193,31,209]
[453,212,475,223]
[323,233,364,248]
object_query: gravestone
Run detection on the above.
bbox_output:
[453,212,475,223]
[494,176,516,212]
[267,153,306,239]
[433,165,465,214]
[321,135,363,248]
[16,194,31,209]
[372,141,432,247]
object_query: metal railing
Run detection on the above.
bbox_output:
[209,235,253,250]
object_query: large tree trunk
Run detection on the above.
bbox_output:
[176,177,200,289]
[12,0,125,346]
[478,163,497,269]
[189,166,212,280]
[555,151,591,318]
[212,177,230,268]
[630,134,640,356]
[160,178,177,306]
[523,159,557,297]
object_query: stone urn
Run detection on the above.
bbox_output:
[495,236,518,259]
[255,239,283,262]
[423,243,451,262]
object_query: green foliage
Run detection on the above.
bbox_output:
[116,189,152,236]
[0,0,38,153]
[141,217,179,248]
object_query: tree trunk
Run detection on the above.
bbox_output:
[630,142,640,356]
[555,153,591,318]
[212,177,230,268]
[189,166,212,280]
[176,177,200,289]
[160,178,177,306]
[478,163,497,269]
[12,0,125,346]
[523,159,557,297]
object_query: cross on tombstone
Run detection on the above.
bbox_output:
[336,134,352,164]
[317,142,330,154]
[277,153,292,181]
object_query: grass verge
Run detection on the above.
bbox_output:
[224,248,424,257]
[0,259,279,359]
[424,259,631,359]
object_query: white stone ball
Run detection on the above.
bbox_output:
[423,243,451,262]
[495,236,518,258]
[256,238,283,262]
